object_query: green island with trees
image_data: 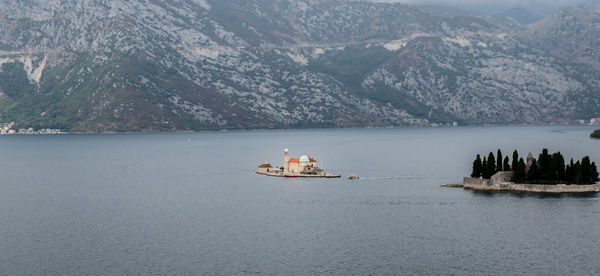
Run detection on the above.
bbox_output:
[591,129,600,139]
[471,149,599,185]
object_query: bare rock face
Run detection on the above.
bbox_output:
[0,0,599,132]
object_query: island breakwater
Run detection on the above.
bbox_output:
[463,177,600,193]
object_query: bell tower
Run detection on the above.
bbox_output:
[526,152,534,172]
[283,148,289,173]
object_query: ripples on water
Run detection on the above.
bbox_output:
[0,126,599,275]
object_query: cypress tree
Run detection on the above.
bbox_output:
[548,152,557,181]
[515,158,527,181]
[482,157,489,179]
[567,159,575,183]
[591,162,599,183]
[503,156,510,171]
[487,152,496,178]
[528,159,539,182]
[553,152,565,181]
[574,161,582,184]
[581,156,592,184]
[538,148,551,180]
[471,154,482,178]
[496,149,503,172]
[512,150,519,171]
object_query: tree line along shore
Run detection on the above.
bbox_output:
[471,149,599,185]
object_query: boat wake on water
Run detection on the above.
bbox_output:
[356,176,443,180]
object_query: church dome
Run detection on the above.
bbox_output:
[299,155,310,162]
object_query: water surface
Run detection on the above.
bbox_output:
[1,126,599,275]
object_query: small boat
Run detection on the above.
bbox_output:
[347,175,359,180]
[284,174,298,178]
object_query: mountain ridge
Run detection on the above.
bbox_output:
[0,0,599,132]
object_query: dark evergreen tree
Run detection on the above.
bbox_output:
[527,159,539,182]
[581,156,592,184]
[482,157,488,179]
[471,154,482,178]
[591,162,599,183]
[547,152,565,181]
[487,152,496,178]
[538,148,551,180]
[496,149,503,172]
[574,161,582,184]
[515,158,527,181]
[512,150,519,171]
[566,159,575,183]
[548,152,556,181]
[503,156,510,171]
[554,152,565,181]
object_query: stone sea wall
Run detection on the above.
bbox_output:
[463,177,600,193]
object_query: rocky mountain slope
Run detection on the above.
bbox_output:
[0,0,599,132]
[519,4,600,71]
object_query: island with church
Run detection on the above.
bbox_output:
[443,148,600,193]
[256,149,341,178]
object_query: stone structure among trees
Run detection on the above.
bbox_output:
[470,148,599,185]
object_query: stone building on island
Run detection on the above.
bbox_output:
[283,149,320,174]
[256,149,340,178]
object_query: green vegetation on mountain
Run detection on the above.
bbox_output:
[1,0,600,132]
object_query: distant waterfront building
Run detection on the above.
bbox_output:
[0,121,64,135]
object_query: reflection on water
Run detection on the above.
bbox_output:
[471,190,600,199]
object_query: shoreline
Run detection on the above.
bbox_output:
[4,123,599,136]
[256,170,341,178]
[460,177,600,193]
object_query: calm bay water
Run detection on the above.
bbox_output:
[1,125,599,275]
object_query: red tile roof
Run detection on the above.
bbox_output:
[258,163,272,168]
[309,156,317,162]
[289,158,300,163]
